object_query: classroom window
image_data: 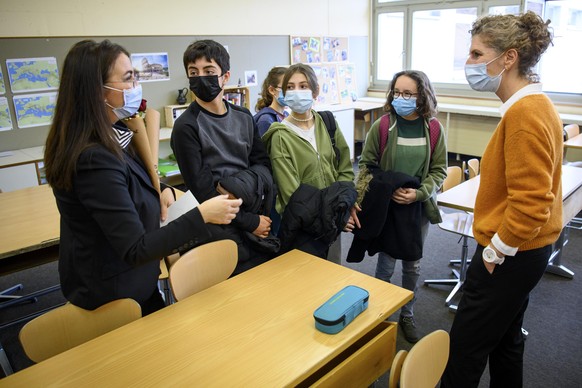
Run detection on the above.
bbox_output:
[372,0,582,101]
[376,12,404,81]
[539,0,582,93]
[410,8,477,84]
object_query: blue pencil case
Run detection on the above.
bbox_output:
[313,285,369,334]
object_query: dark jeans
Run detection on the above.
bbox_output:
[441,244,551,388]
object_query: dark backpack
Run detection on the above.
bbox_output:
[318,110,340,164]
[378,114,440,160]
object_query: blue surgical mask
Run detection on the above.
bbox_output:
[391,97,417,117]
[284,90,313,114]
[105,84,143,120]
[276,90,287,107]
[464,53,506,93]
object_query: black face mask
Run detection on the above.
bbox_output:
[189,75,223,103]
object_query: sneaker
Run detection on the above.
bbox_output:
[399,315,420,343]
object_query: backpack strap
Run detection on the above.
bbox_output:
[318,111,340,163]
[427,118,441,159]
[378,114,390,160]
[378,114,441,160]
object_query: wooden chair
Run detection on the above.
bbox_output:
[563,124,582,168]
[168,239,238,301]
[19,298,141,363]
[388,329,450,388]
[467,158,480,179]
[425,166,474,309]
[441,166,462,192]
[159,253,181,305]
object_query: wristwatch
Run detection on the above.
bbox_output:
[483,245,505,265]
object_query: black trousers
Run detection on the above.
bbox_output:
[441,244,551,388]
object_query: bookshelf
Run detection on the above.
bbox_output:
[189,85,251,110]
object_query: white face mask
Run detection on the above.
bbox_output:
[464,53,506,93]
[104,84,143,120]
[283,90,313,114]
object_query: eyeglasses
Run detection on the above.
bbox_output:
[390,90,418,100]
[105,79,138,89]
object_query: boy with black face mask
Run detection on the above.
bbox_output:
[171,40,275,274]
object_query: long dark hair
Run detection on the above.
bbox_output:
[44,39,127,191]
[384,70,438,118]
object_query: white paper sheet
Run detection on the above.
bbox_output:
[160,190,199,227]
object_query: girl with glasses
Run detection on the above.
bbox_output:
[351,70,447,343]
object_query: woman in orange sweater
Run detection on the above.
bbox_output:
[441,12,563,388]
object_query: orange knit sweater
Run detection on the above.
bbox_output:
[473,94,563,252]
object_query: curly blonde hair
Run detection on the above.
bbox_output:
[470,11,553,83]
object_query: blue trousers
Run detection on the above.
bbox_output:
[441,244,551,388]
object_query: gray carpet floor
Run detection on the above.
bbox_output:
[1,222,581,386]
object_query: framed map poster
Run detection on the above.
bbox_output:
[13,92,57,128]
[0,97,12,131]
[6,57,59,93]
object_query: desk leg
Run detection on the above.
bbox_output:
[425,235,470,307]
[0,285,60,311]
[546,229,575,279]
[0,341,14,376]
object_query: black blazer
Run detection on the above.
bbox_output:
[54,145,212,310]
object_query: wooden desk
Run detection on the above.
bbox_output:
[2,250,413,387]
[0,184,59,273]
[564,133,582,150]
[436,165,582,278]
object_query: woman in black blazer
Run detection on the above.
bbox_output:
[44,40,242,315]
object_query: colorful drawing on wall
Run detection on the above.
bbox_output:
[245,70,257,86]
[13,92,56,128]
[290,36,322,64]
[0,97,12,131]
[131,52,170,82]
[322,37,349,62]
[337,63,358,103]
[6,57,59,93]
[310,63,340,105]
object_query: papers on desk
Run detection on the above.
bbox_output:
[160,190,199,227]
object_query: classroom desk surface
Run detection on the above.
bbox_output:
[564,133,582,150]
[437,165,582,226]
[2,250,413,387]
[437,165,582,280]
[0,185,59,267]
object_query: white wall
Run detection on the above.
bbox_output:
[0,0,369,37]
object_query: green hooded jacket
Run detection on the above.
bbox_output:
[262,110,355,215]
[358,113,447,224]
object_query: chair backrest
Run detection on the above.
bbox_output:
[467,158,480,179]
[19,298,141,363]
[442,166,463,192]
[564,124,580,141]
[398,329,450,388]
[388,349,408,388]
[169,239,238,301]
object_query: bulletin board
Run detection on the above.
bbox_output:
[309,63,340,105]
[337,63,358,103]
[290,36,322,64]
[322,37,349,63]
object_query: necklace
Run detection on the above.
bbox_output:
[290,112,314,122]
